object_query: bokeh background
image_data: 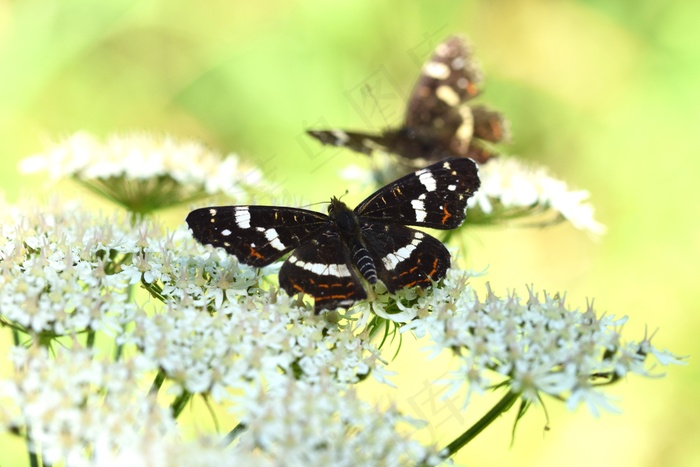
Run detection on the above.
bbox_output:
[1,0,698,465]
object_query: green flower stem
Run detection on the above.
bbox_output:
[222,422,248,446]
[441,389,520,459]
[28,442,40,467]
[170,391,193,419]
[86,330,96,349]
[148,370,166,397]
[113,341,124,362]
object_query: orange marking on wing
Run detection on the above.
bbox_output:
[429,258,440,278]
[316,292,356,302]
[399,266,419,277]
[248,247,264,260]
[441,205,452,224]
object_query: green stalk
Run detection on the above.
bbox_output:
[86,330,96,349]
[222,423,248,446]
[170,391,192,419]
[148,370,166,397]
[27,435,40,467]
[440,390,520,459]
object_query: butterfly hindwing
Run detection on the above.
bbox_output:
[361,223,451,293]
[355,158,480,229]
[279,233,366,312]
[471,105,509,144]
[185,206,329,267]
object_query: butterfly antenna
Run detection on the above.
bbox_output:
[300,200,328,209]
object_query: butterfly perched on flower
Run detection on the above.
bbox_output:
[307,36,509,164]
[186,158,480,312]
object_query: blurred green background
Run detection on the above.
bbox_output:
[1,0,698,465]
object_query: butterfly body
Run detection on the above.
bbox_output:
[307,36,508,164]
[186,158,480,312]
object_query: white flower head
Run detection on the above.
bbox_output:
[404,270,685,415]
[0,198,144,336]
[234,376,442,466]
[125,224,391,397]
[0,345,173,466]
[18,132,269,213]
[94,434,274,467]
[469,155,607,234]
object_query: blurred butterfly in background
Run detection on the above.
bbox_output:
[307,36,509,165]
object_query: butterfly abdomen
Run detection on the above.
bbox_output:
[328,197,379,284]
[351,244,378,284]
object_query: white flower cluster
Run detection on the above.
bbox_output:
[404,269,684,415]
[92,378,442,467]
[94,434,269,467]
[470,155,606,234]
[0,345,173,466]
[126,230,385,397]
[17,132,266,211]
[0,199,420,465]
[234,376,442,466]
[128,295,382,398]
[0,200,139,336]
[1,197,388,393]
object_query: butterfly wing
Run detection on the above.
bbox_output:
[404,36,482,137]
[305,129,389,155]
[306,127,451,161]
[360,223,451,293]
[355,158,480,229]
[443,104,510,164]
[279,232,366,312]
[186,206,329,267]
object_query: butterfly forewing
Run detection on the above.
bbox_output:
[355,158,480,229]
[306,130,384,155]
[185,206,330,267]
[279,233,366,312]
[404,35,482,131]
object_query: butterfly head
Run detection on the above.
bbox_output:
[328,196,361,236]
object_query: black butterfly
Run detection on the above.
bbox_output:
[186,158,480,312]
[306,36,509,165]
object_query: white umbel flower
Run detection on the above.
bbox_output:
[0,199,141,336]
[0,345,173,466]
[403,269,684,414]
[470,155,606,234]
[234,377,442,466]
[18,132,267,213]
